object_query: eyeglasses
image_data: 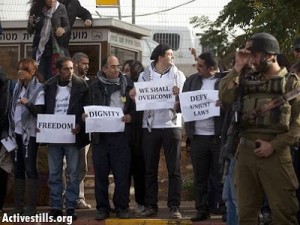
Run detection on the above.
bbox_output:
[106,65,121,70]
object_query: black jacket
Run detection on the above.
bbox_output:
[59,0,92,27]
[88,73,136,144]
[59,0,92,45]
[182,72,225,139]
[28,4,70,56]
[44,74,89,147]
[0,70,15,138]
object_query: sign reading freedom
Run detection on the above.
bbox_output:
[36,114,76,143]
[84,105,125,133]
[179,90,220,122]
[134,80,175,111]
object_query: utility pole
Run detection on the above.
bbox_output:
[132,0,135,24]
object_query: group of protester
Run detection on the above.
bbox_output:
[1,1,300,224]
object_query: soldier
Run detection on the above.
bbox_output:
[219,33,300,225]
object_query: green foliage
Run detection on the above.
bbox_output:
[190,0,300,65]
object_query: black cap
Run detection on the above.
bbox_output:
[150,43,172,60]
[293,37,300,50]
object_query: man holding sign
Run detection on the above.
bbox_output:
[87,55,135,220]
[182,52,225,221]
[43,57,89,220]
[132,43,186,219]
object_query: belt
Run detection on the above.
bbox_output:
[239,137,257,149]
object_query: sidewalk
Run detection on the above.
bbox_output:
[2,201,226,225]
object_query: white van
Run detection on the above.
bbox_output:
[140,24,202,76]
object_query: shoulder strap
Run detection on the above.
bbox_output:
[242,86,300,121]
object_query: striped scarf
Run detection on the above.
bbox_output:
[9,77,43,159]
[35,2,59,64]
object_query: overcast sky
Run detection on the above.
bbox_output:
[0,0,230,28]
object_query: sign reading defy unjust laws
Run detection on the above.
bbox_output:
[134,80,175,111]
[84,105,125,132]
[179,90,220,122]
[36,114,76,143]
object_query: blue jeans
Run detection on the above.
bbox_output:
[222,158,238,225]
[48,144,80,210]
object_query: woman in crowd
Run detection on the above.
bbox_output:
[122,59,146,213]
[27,0,70,81]
[9,58,45,216]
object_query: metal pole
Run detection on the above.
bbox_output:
[132,0,135,24]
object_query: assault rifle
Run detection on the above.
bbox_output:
[242,86,300,121]
[219,100,241,178]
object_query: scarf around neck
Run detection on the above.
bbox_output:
[35,2,60,64]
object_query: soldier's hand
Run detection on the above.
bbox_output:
[233,48,251,73]
[254,139,274,158]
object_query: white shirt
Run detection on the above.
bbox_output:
[54,85,71,115]
[14,86,45,137]
[194,76,217,135]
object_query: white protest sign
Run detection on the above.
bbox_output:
[1,136,17,152]
[36,114,76,143]
[84,105,125,133]
[134,80,175,111]
[179,90,220,122]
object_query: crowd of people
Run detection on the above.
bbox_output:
[1,1,300,224]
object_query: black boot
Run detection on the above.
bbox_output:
[24,179,39,216]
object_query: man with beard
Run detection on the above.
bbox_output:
[72,52,91,209]
[219,32,300,225]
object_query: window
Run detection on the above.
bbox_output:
[153,33,180,50]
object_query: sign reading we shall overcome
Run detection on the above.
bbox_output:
[36,114,76,143]
[134,80,175,111]
[179,90,220,122]
[84,105,124,133]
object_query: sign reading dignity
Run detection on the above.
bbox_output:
[134,80,175,111]
[36,114,76,143]
[179,90,220,122]
[84,105,125,133]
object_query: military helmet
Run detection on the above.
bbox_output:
[247,32,280,54]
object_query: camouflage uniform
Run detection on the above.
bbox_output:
[219,67,300,225]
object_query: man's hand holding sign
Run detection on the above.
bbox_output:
[179,90,220,122]
[84,105,125,133]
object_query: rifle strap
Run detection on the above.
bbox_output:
[243,86,300,120]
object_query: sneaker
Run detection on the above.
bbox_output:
[134,204,145,213]
[136,206,158,218]
[76,200,91,209]
[170,206,182,219]
[66,208,77,221]
[49,209,63,219]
